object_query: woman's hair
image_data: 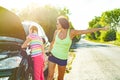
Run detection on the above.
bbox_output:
[29,25,38,33]
[57,16,69,29]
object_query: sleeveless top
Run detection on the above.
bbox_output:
[51,29,72,60]
[27,33,43,57]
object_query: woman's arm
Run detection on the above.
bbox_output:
[48,30,58,52]
[70,27,109,39]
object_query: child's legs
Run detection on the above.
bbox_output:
[39,55,44,80]
[32,54,44,80]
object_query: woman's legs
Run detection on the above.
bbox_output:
[47,61,56,80]
[58,65,66,80]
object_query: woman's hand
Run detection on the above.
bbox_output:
[102,26,109,31]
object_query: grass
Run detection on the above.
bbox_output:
[113,41,120,46]
[65,51,76,73]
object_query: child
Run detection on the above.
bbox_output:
[21,25,44,80]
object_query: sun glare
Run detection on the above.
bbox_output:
[1,0,119,30]
[0,0,62,10]
[0,0,27,10]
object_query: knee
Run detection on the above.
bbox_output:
[58,73,64,80]
[47,73,54,80]
[58,76,64,80]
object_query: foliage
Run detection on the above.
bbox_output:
[100,9,120,30]
[89,16,101,28]
[87,8,120,42]
[88,18,103,40]
[103,30,116,41]
[86,33,96,40]
[16,4,80,42]
[16,4,69,41]
[18,4,59,41]
[116,32,120,41]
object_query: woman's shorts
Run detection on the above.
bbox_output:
[48,55,67,66]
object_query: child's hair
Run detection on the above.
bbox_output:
[30,25,38,33]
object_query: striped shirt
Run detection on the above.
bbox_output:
[27,33,43,57]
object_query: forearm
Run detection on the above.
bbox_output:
[21,39,30,48]
[86,28,103,33]
[48,41,54,52]
[79,27,105,35]
[72,27,107,37]
[21,37,31,48]
[42,45,45,53]
[21,44,28,48]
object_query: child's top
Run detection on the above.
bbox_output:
[27,33,43,57]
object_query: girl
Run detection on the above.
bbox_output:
[21,25,44,80]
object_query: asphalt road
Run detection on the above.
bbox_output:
[64,39,120,80]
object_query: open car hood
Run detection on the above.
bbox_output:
[0,6,26,40]
[22,21,49,43]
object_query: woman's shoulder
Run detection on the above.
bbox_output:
[69,29,75,33]
[54,30,60,34]
[55,29,60,32]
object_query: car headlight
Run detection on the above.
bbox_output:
[0,56,22,69]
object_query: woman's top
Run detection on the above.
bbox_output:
[27,33,43,57]
[51,29,72,60]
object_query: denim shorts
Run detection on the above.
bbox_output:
[48,55,67,66]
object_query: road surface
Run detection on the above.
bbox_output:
[64,39,120,80]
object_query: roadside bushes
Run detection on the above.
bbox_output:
[103,30,116,41]
[86,29,116,42]
[116,32,120,41]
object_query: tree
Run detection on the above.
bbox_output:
[18,4,68,41]
[87,8,120,42]
[87,16,102,40]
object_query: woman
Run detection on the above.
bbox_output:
[21,25,45,80]
[47,16,108,80]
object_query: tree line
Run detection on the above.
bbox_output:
[86,9,120,44]
[15,4,79,42]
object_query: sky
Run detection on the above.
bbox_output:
[0,0,120,29]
